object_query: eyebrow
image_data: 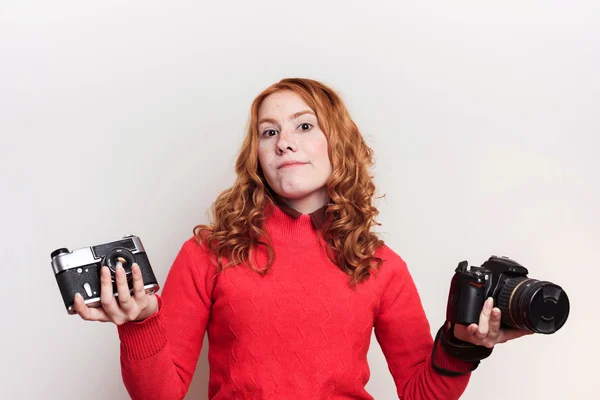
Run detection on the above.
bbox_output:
[258,110,315,125]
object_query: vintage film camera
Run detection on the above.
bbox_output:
[51,235,160,314]
[446,255,569,334]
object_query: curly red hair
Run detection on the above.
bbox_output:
[193,78,384,286]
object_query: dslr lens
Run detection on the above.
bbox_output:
[497,277,570,334]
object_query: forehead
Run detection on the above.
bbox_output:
[258,90,313,119]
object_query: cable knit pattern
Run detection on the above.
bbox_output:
[117,205,473,399]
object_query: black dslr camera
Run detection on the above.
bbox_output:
[51,235,160,314]
[446,255,569,334]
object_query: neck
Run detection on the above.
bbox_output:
[279,189,329,214]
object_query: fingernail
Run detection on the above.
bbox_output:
[75,292,81,300]
[486,297,493,309]
[116,261,124,271]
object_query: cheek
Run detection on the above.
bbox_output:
[314,137,331,167]
[257,146,277,178]
[257,144,269,167]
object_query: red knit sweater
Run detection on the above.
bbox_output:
[117,205,474,399]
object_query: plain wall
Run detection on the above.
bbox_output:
[1,1,598,399]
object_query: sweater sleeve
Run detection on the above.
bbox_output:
[116,238,215,400]
[373,250,475,399]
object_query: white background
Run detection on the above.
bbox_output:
[1,1,598,399]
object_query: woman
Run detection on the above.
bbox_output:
[73,78,530,399]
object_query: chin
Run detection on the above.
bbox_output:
[275,183,320,200]
[277,189,313,200]
[268,175,328,201]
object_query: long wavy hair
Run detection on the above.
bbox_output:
[193,78,384,286]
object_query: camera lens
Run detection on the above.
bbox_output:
[497,277,570,334]
[102,247,135,282]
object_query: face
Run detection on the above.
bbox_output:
[257,90,332,210]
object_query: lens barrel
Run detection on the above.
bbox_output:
[497,277,569,334]
[102,247,135,282]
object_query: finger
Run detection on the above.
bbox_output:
[489,307,502,337]
[450,323,467,340]
[73,292,111,322]
[498,328,534,344]
[100,266,126,319]
[475,297,494,339]
[131,263,147,303]
[468,323,478,336]
[115,261,134,311]
[452,323,478,343]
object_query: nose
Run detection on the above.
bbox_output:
[276,131,297,155]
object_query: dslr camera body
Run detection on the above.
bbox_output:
[51,235,160,314]
[446,255,569,334]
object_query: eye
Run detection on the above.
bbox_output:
[262,129,278,137]
[298,123,312,131]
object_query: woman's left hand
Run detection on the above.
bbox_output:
[453,297,534,348]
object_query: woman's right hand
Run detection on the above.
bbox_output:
[73,262,158,325]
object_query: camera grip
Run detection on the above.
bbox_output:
[447,276,487,326]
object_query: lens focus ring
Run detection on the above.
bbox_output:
[497,277,530,330]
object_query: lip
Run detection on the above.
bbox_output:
[278,161,308,169]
